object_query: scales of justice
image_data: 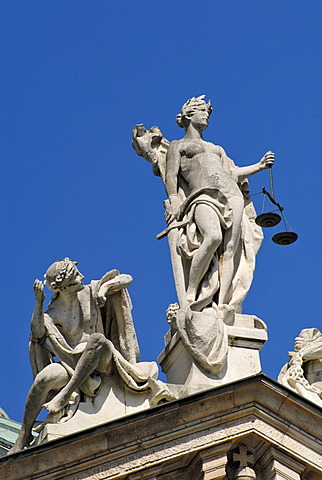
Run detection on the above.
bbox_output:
[9,95,299,454]
[254,166,297,245]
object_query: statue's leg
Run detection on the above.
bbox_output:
[218,196,244,306]
[43,334,113,414]
[186,204,222,304]
[9,363,69,453]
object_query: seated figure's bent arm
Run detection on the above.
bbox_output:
[96,274,133,306]
[30,279,46,339]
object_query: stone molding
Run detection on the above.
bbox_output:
[2,375,321,480]
[159,314,267,391]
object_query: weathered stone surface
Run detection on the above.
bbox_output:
[2,375,321,479]
[159,313,267,393]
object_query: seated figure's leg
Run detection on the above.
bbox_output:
[44,334,113,414]
[186,204,222,304]
[218,196,244,307]
[10,363,69,453]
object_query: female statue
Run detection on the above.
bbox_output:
[133,96,274,317]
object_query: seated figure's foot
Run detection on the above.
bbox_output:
[43,391,69,413]
[150,388,176,406]
[8,431,33,454]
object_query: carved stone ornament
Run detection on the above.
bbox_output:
[232,444,256,480]
[278,327,322,407]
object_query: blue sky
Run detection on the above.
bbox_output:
[1,1,321,422]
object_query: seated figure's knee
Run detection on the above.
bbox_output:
[34,371,48,389]
[88,332,105,346]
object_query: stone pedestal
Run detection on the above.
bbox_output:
[2,376,321,480]
[158,313,267,394]
[35,373,153,444]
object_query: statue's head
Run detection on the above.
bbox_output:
[176,95,212,130]
[44,257,84,292]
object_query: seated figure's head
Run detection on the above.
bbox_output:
[176,95,212,130]
[45,257,84,292]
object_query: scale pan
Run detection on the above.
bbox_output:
[255,212,281,228]
[272,231,298,245]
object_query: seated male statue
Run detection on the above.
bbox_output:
[10,258,173,452]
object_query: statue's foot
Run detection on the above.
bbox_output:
[186,295,193,303]
[8,431,33,454]
[186,292,195,305]
[43,393,68,413]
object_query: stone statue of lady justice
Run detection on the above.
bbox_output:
[133,95,273,376]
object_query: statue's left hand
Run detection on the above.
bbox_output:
[259,151,275,169]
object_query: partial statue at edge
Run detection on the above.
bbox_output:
[133,95,273,374]
[11,258,173,452]
[278,328,322,407]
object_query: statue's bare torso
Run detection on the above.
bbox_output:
[171,138,243,198]
[46,293,97,349]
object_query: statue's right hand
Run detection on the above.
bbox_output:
[33,279,45,303]
[259,151,275,169]
[164,196,180,224]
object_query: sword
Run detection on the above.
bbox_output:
[160,199,187,309]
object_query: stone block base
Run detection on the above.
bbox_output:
[34,372,153,444]
[158,313,268,395]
